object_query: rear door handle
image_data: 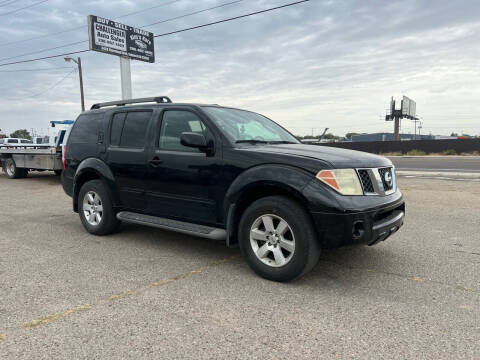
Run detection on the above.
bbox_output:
[149,157,163,167]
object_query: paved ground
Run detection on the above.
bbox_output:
[389,156,480,173]
[0,172,478,359]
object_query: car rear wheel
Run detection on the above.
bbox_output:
[78,179,120,235]
[3,158,28,179]
[239,196,320,282]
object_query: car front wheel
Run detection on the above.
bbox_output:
[239,196,320,282]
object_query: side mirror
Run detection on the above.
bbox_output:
[180,132,207,149]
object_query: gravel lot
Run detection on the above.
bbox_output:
[0,172,478,359]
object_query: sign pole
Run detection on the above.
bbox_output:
[394,117,400,141]
[120,56,132,100]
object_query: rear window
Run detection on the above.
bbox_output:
[69,113,103,143]
[110,111,151,148]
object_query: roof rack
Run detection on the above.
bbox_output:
[90,96,172,110]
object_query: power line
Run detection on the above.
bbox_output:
[0,0,245,61]
[0,49,89,67]
[0,0,182,46]
[0,0,310,67]
[0,0,48,16]
[24,67,76,98]
[115,0,181,20]
[153,0,310,38]
[0,66,71,72]
[143,0,245,28]
[0,0,22,8]
[0,39,87,62]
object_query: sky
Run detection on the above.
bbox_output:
[0,0,479,138]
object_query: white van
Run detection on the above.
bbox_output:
[0,138,33,146]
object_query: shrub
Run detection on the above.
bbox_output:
[380,152,403,156]
[443,149,457,155]
[406,149,426,156]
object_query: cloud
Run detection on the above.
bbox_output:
[0,0,479,137]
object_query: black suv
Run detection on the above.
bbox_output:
[62,96,405,282]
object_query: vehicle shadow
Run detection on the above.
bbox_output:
[0,170,62,185]
[105,221,401,289]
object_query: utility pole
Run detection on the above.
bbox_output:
[64,56,85,112]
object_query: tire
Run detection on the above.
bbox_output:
[3,158,28,179]
[54,170,62,176]
[238,196,320,282]
[78,179,120,235]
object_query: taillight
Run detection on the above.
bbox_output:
[62,146,67,169]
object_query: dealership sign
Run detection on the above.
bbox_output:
[88,15,155,63]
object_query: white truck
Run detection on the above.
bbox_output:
[0,120,74,179]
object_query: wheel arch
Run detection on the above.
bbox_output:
[224,164,315,247]
[73,158,118,212]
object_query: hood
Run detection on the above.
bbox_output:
[240,144,392,168]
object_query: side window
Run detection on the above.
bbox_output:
[21,139,32,144]
[8,139,18,144]
[69,113,103,143]
[110,113,126,146]
[110,111,151,148]
[159,110,206,152]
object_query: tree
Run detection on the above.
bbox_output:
[345,132,361,139]
[10,129,31,140]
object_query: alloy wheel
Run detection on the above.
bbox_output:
[250,214,295,267]
[82,191,103,226]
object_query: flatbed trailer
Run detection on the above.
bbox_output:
[0,120,73,179]
[0,145,63,178]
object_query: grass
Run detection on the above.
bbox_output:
[405,149,427,156]
[380,150,480,156]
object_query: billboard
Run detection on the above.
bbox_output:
[88,15,155,63]
[401,96,416,118]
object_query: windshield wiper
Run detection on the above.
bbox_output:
[235,140,269,144]
[267,141,297,144]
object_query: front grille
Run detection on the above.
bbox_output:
[357,169,375,193]
[378,167,393,191]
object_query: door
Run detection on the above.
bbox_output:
[145,109,221,225]
[106,110,154,211]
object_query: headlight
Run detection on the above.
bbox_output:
[316,169,363,195]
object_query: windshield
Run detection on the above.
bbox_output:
[202,107,299,144]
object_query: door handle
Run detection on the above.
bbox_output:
[149,157,163,167]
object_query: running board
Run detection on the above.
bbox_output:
[116,212,226,240]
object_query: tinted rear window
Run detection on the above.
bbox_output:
[110,111,151,148]
[69,113,103,143]
[110,113,126,146]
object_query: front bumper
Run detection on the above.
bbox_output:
[310,199,405,248]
